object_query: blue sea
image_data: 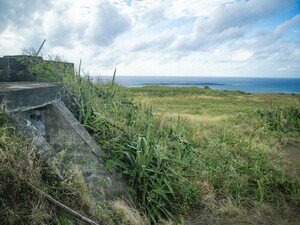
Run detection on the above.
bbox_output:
[97,76,300,94]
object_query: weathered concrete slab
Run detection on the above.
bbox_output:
[1,82,126,199]
[47,101,125,198]
[0,82,61,113]
[50,101,105,158]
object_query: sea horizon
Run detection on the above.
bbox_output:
[94,76,300,94]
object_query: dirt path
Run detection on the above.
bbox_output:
[283,142,300,177]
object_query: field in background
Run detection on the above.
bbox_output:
[125,86,300,142]
[122,85,300,224]
[125,86,299,122]
[1,52,300,224]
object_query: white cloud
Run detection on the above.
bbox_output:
[231,50,253,61]
[0,0,299,77]
[0,0,51,32]
[142,3,167,27]
[275,14,300,36]
[86,0,131,46]
[167,0,223,18]
[172,0,294,52]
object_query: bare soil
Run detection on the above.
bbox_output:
[283,141,300,177]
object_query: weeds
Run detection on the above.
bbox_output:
[123,85,300,223]
[109,137,180,222]
[3,52,300,224]
[196,128,300,203]
[257,107,300,133]
[11,53,201,223]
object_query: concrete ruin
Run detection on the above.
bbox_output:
[0,82,125,199]
[0,55,74,82]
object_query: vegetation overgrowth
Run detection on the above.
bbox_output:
[122,86,300,223]
[0,111,88,224]
[1,54,300,224]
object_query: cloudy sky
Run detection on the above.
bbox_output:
[0,0,299,77]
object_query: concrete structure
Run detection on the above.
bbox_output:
[0,55,74,82]
[0,82,125,199]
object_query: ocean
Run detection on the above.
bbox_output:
[96,76,300,94]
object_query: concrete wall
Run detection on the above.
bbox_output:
[0,55,40,81]
[0,55,74,82]
[0,82,125,200]
[12,101,125,199]
[0,83,61,113]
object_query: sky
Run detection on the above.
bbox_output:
[0,0,300,77]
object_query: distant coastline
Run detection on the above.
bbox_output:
[96,76,300,94]
[139,82,224,86]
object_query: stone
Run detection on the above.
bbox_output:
[0,55,74,82]
[0,82,61,113]
[0,82,125,199]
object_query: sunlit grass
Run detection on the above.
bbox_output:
[2,51,300,224]
[128,88,300,118]
[123,85,300,224]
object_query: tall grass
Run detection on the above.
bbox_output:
[0,111,88,224]
[67,75,300,223]
[0,108,148,224]
[257,107,300,132]
[10,53,300,224]
[17,55,200,223]
[195,128,300,203]
[82,83,201,223]
[124,85,300,223]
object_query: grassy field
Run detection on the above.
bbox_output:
[120,85,300,224]
[1,54,300,224]
[125,86,299,121]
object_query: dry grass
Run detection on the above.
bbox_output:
[123,86,300,224]
[164,113,228,123]
[111,200,146,225]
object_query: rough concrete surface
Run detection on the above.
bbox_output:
[0,82,125,200]
[0,82,61,113]
[0,55,74,82]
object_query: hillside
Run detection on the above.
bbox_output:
[1,58,300,224]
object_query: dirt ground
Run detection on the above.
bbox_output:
[283,141,300,177]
